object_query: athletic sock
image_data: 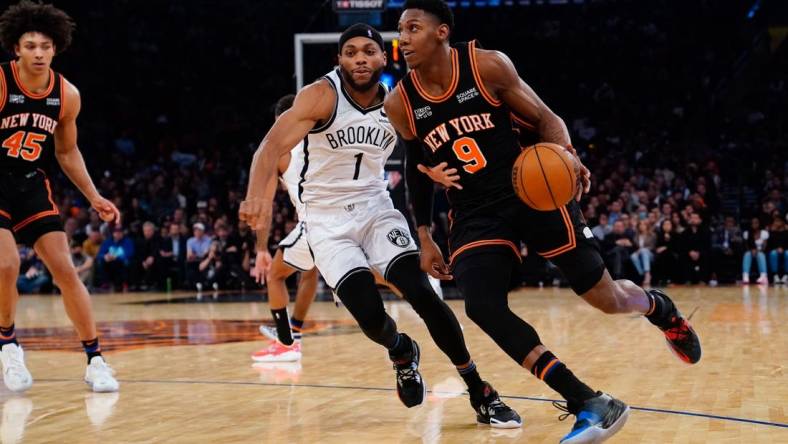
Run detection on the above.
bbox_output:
[0,324,18,347]
[388,333,412,364]
[644,289,675,328]
[81,337,103,363]
[290,317,304,342]
[532,351,597,413]
[271,308,294,346]
[457,360,485,395]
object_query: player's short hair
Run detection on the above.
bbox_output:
[274,94,296,117]
[403,0,454,33]
[0,0,75,54]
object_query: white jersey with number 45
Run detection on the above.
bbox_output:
[297,69,396,206]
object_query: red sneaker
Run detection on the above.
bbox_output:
[251,341,301,362]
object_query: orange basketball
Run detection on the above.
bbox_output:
[512,143,578,211]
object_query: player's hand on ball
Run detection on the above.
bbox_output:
[91,196,121,224]
[251,250,273,285]
[565,144,591,201]
[418,162,463,190]
[420,236,452,280]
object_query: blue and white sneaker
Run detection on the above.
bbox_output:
[259,325,279,341]
[556,392,629,444]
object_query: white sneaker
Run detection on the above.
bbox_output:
[0,344,32,393]
[196,282,203,292]
[756,274,768,286]
[781,275,788,285]
[742,273,750,284]
[259,325,279,341]
[84,356,119,393]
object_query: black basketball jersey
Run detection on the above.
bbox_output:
[398,41,522,214]
[0,61,64,172]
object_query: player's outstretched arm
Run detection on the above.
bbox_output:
[54,79,121,224]
[384,88,451,280]
[476,49,591,198]
[240,80,334,252]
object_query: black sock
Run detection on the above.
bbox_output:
[644,290,675,328]
[0,324,18,347]
[271,308,293,345]
[388,333,413,364]
[81,337,103,363]
[458,360,485,395]
[532,351,597,412]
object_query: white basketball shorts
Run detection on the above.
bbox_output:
[304,193,419,289]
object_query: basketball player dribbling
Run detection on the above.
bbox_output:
[241,24,522,427]
[0,0,119,392]
[385,1,701,442]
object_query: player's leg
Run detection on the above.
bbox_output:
[365,203,520,427]
[529,202,701,364]
[282,224,319,342]
[32,231,118,392]
[454,248,628,442]
[0,227,32,393]
[307,208,425,408]
[290,267,318,341]
[251,248,302,363]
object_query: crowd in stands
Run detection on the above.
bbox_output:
[8,1,787,294]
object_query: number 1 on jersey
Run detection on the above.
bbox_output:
[353,153,363,180]
[452,137,487,174]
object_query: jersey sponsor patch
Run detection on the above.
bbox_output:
[9,94,24,104]
[46,98,60,106]
[386,228,411,248]
[414,105,433,120]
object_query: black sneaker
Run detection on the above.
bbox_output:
[389,336,426,408]
[649,289,702,364]
[470,382,522,428]
[555,392,629,443]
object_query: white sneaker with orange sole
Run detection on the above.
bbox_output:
[251,341,301,362]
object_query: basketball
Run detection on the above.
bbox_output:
[512,143,578,211]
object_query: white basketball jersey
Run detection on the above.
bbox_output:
[280,141,305,219]
[298,69,397,206]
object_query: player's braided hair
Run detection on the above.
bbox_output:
[0,0,75,54]
[403,0,454,33]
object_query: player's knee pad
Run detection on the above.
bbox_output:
[335,269,397,344]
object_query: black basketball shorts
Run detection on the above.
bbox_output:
[448,198,605,295]
[0,169,64,245]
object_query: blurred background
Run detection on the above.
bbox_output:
[8,0,787,295]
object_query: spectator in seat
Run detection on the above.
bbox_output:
[17,247,51,294]
[654,219,680,285]
[159,222,188,289]
[742,217,769,285]
[766,215,788,284]
[710,215,743,285]
[186,222,212,290]
[97,226,135,291]
[592,213,612,241]
[602,220,634,279]
[681,213,711,284]
[134,221,161,290]
[71,240,94,287]
[630,220,656,286]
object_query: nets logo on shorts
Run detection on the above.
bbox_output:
[387,228,411,248]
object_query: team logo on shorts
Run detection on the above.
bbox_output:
[386,228,411,248]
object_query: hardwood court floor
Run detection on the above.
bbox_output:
[3,285,786,443]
